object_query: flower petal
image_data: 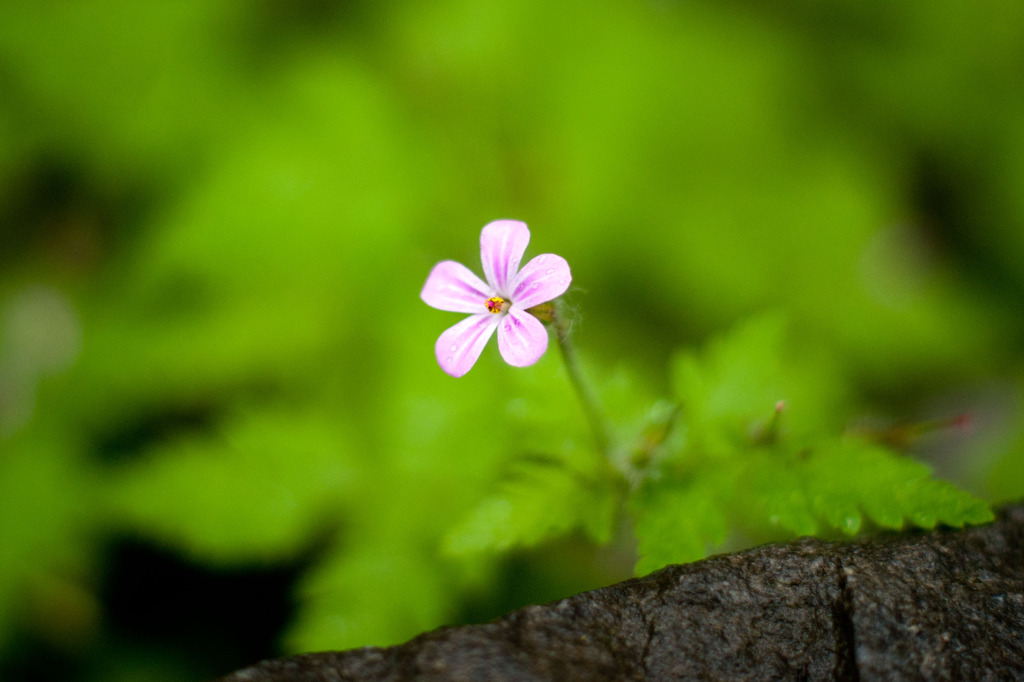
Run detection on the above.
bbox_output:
[480,220,530,295]
[497,307,549,368]
[435,314,500,377]
[510,254,571,309]
[421,260,491,313]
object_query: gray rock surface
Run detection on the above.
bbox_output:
[219,503,1024,681]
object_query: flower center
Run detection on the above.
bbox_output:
[485,296,506,314]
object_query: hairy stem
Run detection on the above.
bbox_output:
[551,300,611,456]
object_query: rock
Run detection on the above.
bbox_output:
[218,503,1024,681]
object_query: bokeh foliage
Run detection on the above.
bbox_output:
[2,1,1024,679]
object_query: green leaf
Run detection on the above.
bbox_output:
[742,449,819,537]
[737,438,993,540]
[670,313,847,458]
[443,452,619,556]
[285,540,453,651]
[630,469,732,575]
[803,438,993,532]
[108,407,357,564]
[630,435,992,576]
[629,313,994,575]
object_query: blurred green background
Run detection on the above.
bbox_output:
[2,1,1024,679]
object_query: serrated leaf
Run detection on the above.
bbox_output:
[742,450,818,536]
[802,438,993,532]
[631,470,732,575]
[650,315,993,572]
[631,433,993,577]
[443,454,618,556]
[670,314,847,457]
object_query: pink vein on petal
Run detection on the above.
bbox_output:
[436,314,501,377]
[510,253,571,310]
[421,260,491,313]
[480,220,530,295]
[496,307,549,367]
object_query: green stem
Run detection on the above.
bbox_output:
[550,301,611,456]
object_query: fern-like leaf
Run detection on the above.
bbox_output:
[630,470,732,575]
[443,454,618,555]
[629,315,994,574]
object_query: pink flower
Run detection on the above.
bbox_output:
[421,220,572,377]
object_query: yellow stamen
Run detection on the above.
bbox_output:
[485,297,505,314]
